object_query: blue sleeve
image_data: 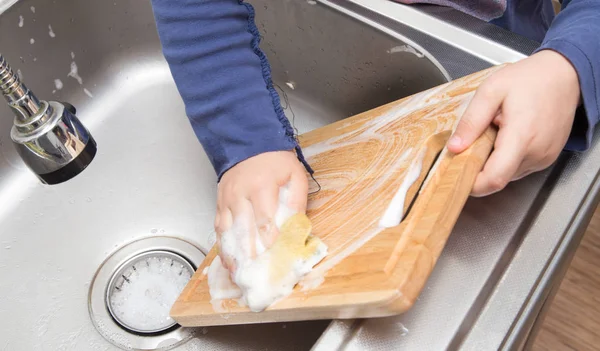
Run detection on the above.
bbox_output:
[534,0,600,152]
[149,0,312,181]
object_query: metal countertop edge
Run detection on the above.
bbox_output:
[333,0,530,64]
[500,157,600,350]
[457,134,600,350]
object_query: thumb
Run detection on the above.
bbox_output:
[447,79,507,153]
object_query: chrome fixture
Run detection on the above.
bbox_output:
[0,53,96,184]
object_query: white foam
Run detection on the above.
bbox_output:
[53,79,63,90]
[30,5,34,13]
[18,15,23,27]
[68,61,83,84]
[48,25,55,38]
[207,256,242,312]
[379,147,427,228]
[109,256,192,331]
[29,38,35,44]
[207,183,328,312]
[234,239,327,312]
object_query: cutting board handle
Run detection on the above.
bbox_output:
[384,125,497,273]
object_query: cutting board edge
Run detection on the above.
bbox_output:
[169,64,505,327]
[170,287,412,327]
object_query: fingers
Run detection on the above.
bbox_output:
[448,77,507,154]
[250,184,279,248]
[211,151,311,277]
[230,198,259,258]
[286,170,309,213]
[471,124,527,197]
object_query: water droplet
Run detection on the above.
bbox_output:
[68,199,75,204]
[5,246,11,249]
[86,197,92,202]
[151,228,157,234]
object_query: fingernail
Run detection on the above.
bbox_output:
[448,136,462,148]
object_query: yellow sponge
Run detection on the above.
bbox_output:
[268,213,326,283]
[222,212,328,312]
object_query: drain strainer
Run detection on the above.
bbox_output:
[89,236,205,350]
[107,250,195,335]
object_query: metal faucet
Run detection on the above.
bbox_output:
[0,53,96,184]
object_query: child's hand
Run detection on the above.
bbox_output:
[214,150,309,273]
[447,50,581,197]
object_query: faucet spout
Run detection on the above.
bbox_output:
[0,54,43,121]
[1,53,97,185]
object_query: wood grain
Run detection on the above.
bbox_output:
[532,206,600,351]
[170,64,505,327]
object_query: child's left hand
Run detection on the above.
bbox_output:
[447,50,582,197]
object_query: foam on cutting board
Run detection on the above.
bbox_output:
[378,147,427,228]
[207,183,328,312]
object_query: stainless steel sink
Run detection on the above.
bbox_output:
[0,0,449,349]
[2,0,597,350]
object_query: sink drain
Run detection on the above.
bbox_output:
[107,250,195,335]
[89,236,205,350]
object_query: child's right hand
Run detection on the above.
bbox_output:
[214,150,309,275]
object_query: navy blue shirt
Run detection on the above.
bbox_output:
[149,0,600,181]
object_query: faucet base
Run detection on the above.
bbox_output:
[36,135,97,185]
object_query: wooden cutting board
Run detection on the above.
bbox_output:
[170,65,502,327]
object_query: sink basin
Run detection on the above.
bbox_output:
[0,0,450,349]
[1,0,577,350]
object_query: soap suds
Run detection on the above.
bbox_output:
[18,15,23,27]
[209,71,490,298]
[29,38,35,44]
[207,184,328,312]
[70,51,75,59]
[109,256,192,331]
[53,79,63,90]
[207,256,242,312]
[30,6,35,13]
[68,61,83,84]
[301,227,380,290]
[379,147,427,228]
[83,88,93,98]
[297,75,485,289]
[48,25,55,38]
[387,45,424,58]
